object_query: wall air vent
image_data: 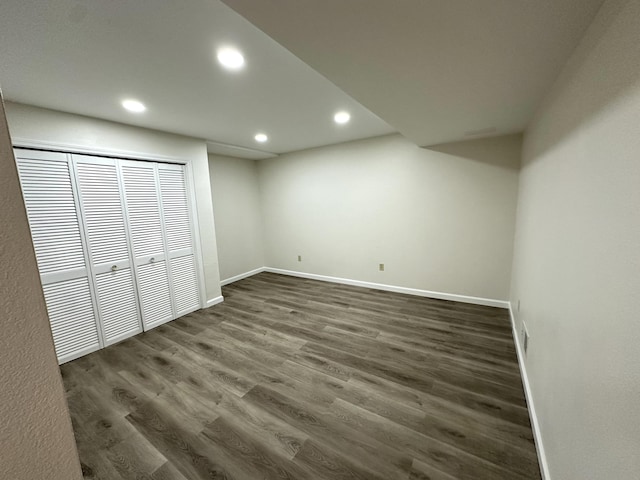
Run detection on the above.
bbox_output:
[464,127,497,137]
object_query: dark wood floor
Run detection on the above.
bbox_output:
[61,272,541,480]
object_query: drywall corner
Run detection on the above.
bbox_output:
[0,95,83,479]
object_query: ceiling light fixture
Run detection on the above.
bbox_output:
[334,111,350,124]
[254,133,268,143]
[121,99,146,113]
[217,47,245,70]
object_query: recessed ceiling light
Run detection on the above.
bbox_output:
[334,111,350,124]
[122,99,146,113]
[254,133,268,143]
[217,47,245,70]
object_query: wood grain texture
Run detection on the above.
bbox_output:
[61,272,541,479]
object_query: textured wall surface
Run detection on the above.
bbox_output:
[0,96,83,478]
[510,0,640,477]
[4,102,222,303]
[209,154,265,281]
[258,133,521,301]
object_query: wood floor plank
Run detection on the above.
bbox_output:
[125,399,234,480]
[324,398,530,480]
[151,462,189,480]
[243,384,414,479]
[200,416,312,480]
[105,435,166,480]
[61,272,541,479]
[345,375,536,451]
[292,439,389,480]
[206,387,310,460]
[409,458,459,480]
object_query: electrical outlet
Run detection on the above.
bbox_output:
[379,263,384,271]
[517,300,521,312]
[297,255,302,262]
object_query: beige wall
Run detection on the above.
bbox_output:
[257,133,521,302]
[0,96,82,478]
[4,102,222,303]
[209,154,265,281]
[510,0,640,478]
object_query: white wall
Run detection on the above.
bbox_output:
[209,154,264,281]
[4,102,222,303]
[0,96,82,479]
[258,133,521,302]
[510,0,640,477]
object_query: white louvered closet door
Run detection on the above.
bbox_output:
[14,149,102,363]
[158,163,201,316]
[73,155,142,345]
[120,160,174,329]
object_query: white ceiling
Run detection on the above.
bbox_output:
[223,0,605,147]
[0,0,394,158]
[0,0,606,157]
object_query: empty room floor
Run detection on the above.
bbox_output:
[61,272,541,480]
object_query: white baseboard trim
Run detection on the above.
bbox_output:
[509,304,551,480]
[220,267,266,286]
[205,295,224,308]
[263,267,509,308]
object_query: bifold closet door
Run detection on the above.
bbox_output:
[120,160,174,329]
[15,149,202,363]
[158,163,201,316]
[73,155,142,345]
[14,149,101,363]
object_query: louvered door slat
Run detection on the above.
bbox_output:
[158,167,194,251]
[94,269,141,343]
[136,261,173,327]
[16,157,86,275]
[121,162,164,257]
[75,160,130,266]
[41,279,97,358]
[170,255,200,315]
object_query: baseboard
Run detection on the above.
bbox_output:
[205,295,224,308]
[220,267,266,286]
[263,267,509,309]
[509,304,551,480]
[220,266,509,308]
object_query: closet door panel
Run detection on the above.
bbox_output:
[73,155,142,344]
[158,164,201,315]
[121,160,174,328]
[14,149,101,363]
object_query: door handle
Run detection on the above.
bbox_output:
[150,257,155,264]
[111,265,118,272]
